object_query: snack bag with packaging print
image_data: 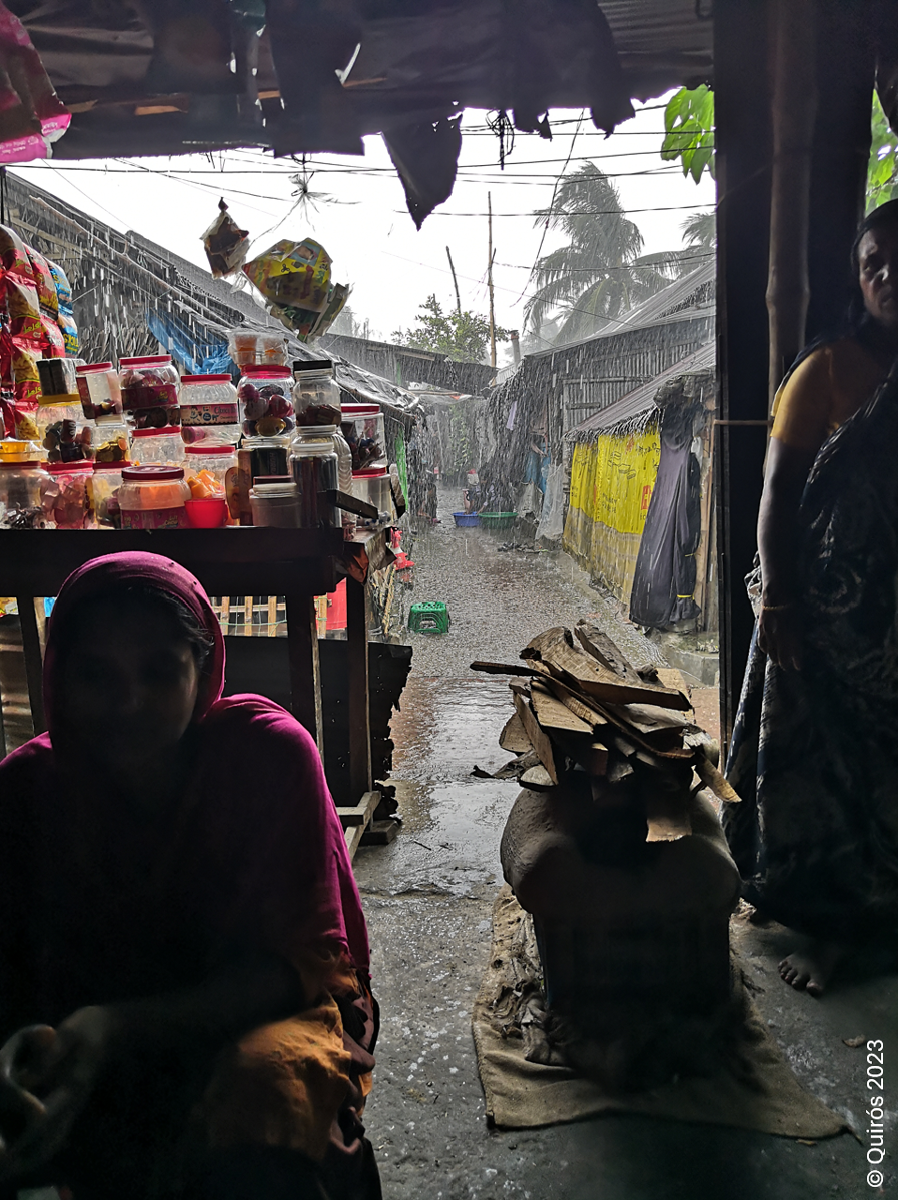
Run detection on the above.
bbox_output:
[48,258,79,355]
[243,238,332,311]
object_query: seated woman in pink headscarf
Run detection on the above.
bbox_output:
[0,552,380,1200]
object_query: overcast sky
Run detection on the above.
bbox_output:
[10,95,715,362]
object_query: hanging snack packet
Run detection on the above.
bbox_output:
[0,3,70,164]
[243,238,332,311]
[0,226,40,344]
[47,258,79,355]
[25,246,58,317]
[202,199,250,278]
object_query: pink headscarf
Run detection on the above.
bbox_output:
[42,551,226,737]
[33,550,370,977]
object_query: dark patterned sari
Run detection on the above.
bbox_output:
[724,356,898,939]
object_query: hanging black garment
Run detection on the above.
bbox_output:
[628,403,701,629]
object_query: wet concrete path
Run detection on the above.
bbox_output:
[353,487,888,1200]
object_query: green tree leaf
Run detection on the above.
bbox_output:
[392,294,511,363]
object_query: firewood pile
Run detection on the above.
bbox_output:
[472,621,740,839]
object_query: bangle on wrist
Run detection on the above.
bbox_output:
[761,602,792,612]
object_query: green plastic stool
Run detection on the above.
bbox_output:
[408,601,449,634]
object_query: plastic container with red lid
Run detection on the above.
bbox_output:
[119,354,180,429]
[352,466,393,528]
[131,425,186,467]
[43,460,95,528]
[119,464,190,530]
[90,459,130,528]
[341,403,386,471]
[0,447,52,527]
[237,365,294,439]
[179,373,241,445]
[76,360,122,420]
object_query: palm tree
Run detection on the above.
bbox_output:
[525,164,682,344]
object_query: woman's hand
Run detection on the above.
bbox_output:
[0,1006,116,1182]
[758,604,802,670]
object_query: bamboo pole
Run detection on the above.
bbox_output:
[765,0,818,407]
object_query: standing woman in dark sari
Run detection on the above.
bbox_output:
[724,199,898,996]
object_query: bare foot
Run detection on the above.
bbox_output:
[779,940,846,996]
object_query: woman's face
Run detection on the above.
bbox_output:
[858,226,898,332]
[58,595,202,774]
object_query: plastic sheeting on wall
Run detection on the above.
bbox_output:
[536,463,566,543]
[563,421,660,604]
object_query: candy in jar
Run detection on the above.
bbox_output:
[119,355,180,429]
[75,361,122,420]
[118,465,191,530]
[90,460,128,529]
[0,442,52,528]
[292,358,341,427]
[290,435,338,529]
[42,461,95,528]
[237,366,294,438]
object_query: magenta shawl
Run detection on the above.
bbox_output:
[0,552,369,1029]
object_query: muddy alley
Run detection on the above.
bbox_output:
[352,486,881,1200]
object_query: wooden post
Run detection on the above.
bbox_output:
[346,576,372,799]
[714,0,774,753]
[805,0,875,340]
[488,192,497,370]
[17,596,46,736]
[766,0,817,403]
[285,592,324,757]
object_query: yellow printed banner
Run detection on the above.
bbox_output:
[564,425,661,604]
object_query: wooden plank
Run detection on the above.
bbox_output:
[285,592,323,757]
[573,622,643,682]
[522,627,691,712]
[513,691,560,785]
[471,660,542,678]
[0,528,342,598]
[530,680,593,735]
[603,701,693,750]
[346,576,372,799]
[361,818,400,846]
[499,711,532,754]
[541,673,694,761]
[695,749,742,803]
[337,789,380,828]
[17,597,46,736]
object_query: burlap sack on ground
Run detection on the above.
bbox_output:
[472,887,847,1139]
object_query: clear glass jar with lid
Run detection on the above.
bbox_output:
[294,423,353,538]
[118,465,191,530]
[237,365,295,438]
[234,436,290,526]
[0,441,52,527]
[249,476,301,527]
[35,395,93,464]
[90,460,129,528]
[92,417,130,464]
[179,374,241,445]
[76,361,122,420]
[119,355,180,430]
[184,444,236,498]
[292,358,341,428]
[340,403,386,471]
[290,431,338,529]
[131,426,186,467]
[43,461,95,529]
